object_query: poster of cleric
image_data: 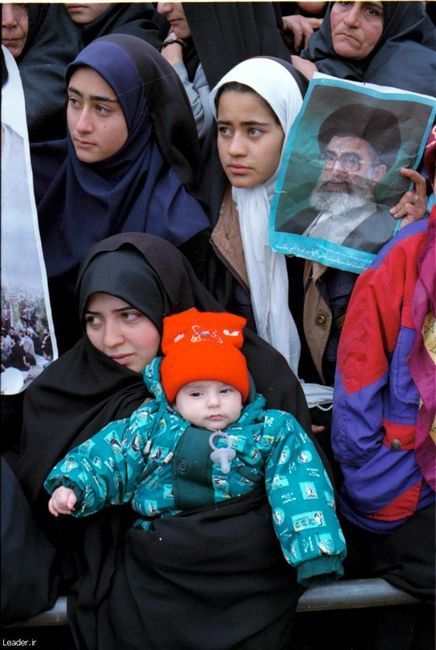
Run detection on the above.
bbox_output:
[269,74,435,274]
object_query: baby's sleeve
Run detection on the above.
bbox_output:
[264,411,346,586]
[44,406,155,517]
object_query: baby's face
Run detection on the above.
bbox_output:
[174,381,243,431]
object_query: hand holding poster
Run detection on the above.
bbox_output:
[270,74,435,274]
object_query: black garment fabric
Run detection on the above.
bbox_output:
[73,2,162,49]
[17,4,81,141]
[302,1,436,95]
[69,491,300,650]
[1,457,59,625]
[183,2,291,89]
[341,503,435,604]
[31,34,210,353]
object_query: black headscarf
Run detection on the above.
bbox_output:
[31,34,210,353]
[74,2,162,49]
[302,1,436,95]
[17,4,49,61]
[16,4,81,141]
[11,233,310,519]
[183,2,291,89]
[77,248,164,332]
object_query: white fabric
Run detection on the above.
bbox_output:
[210,59,303,375]
[300,382,334,410]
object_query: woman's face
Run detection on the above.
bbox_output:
[67,66,128,163]
[157,3,191,39]
[1,3,28,59]
[330,2,384,61]
[216,90,285,189]
[84,293,161,373]
[64,4,112,24]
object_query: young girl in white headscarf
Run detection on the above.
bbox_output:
[209,57,304,377]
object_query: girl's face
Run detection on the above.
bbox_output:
[84,293,160,373]
[330,1,384,61]
[67,67,128,163]
[216,90,285,189]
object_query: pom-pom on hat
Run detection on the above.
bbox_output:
[160,308,249,403]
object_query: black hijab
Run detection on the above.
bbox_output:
[17,4,49,61]
[75,2,162,49]
[11,233,310,518]
[302,1,436,95]
[16,4,81,141]
[31,34,210,353]
[183,2,291,89]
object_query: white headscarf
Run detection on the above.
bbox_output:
[210,58,303,375]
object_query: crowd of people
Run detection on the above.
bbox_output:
[1,2,435,650]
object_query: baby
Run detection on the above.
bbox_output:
[46,308,346,586]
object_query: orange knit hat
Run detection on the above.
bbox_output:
[160,308,249,403]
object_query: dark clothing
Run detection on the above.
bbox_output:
[183,2,291,89]
[74,2,162,49]
[1,457,58,625]
[302,1,436,95]
[69,491,300,650]
[31,35,210,353]
[342,504,435,604]
[17,4,81,141]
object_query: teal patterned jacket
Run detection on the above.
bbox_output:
[45,357,346,586]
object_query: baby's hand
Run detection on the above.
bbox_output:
[48,486,77,517]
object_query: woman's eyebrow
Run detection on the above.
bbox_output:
[67,85,118,103]
[216,119,270,126]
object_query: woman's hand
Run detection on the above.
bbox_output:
[160,30,185,65]
[291,54,319,80]
[283,15,323,52]
[48,486,77,517]
[389,168,427,227]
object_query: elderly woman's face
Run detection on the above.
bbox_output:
[157,3,191,39]
[2,3,28,59]
[84,293,160,373]
[330,1,384,61]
